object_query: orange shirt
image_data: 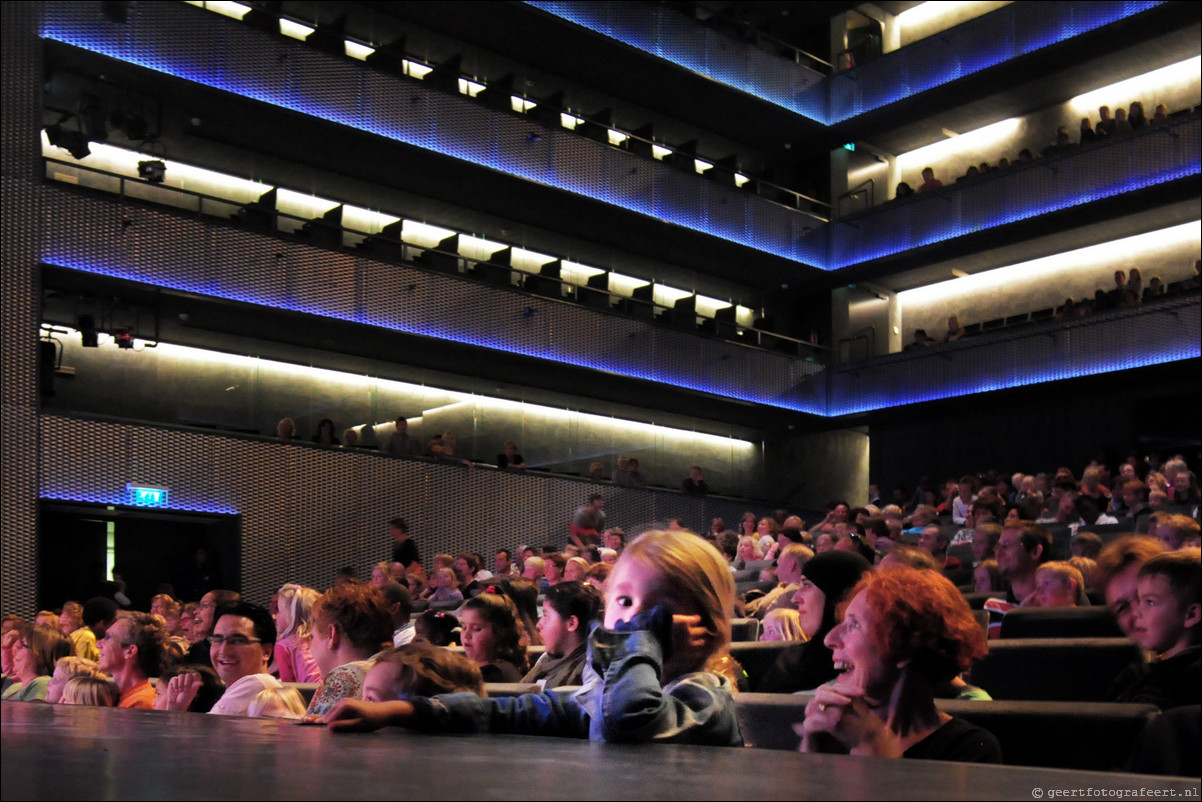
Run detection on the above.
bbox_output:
[118,679,156,709]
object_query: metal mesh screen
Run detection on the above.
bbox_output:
[41,188,825,411]
[2,3,44,619]
[39,415,768,606]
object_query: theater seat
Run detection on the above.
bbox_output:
[736,692,1160,771]
[729,641,793,691]
[731,618,761,642]
[969,637,1141,701]
[999,607,1123,639]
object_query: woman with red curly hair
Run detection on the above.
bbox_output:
[799,567,1001,762]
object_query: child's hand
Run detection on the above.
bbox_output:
[670,613,709,672]
[163,673,202,711]
[323,698,413,732]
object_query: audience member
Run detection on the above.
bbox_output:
[1096,535,1167,640]
[60,675,120,707]
[459,593,528,683]
[363,642,484,702]
[799,567,1000,762]
[382,418,421,457]
[918,167,943,192]
[496,440,526,469]
[98,611,169,709]
[570,494,606,548]
[523,581,603,688]
[273,584,322,683]
[2,624,71,701]
[165,601,280,716]
[681,465,709,497]
[305,582,392,717]
[321,530,743,746]
[312,418,339,446]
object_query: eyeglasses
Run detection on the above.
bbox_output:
[209,634,262,647]
[102,633,134,646]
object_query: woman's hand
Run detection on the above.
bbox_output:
[797,683,900,757]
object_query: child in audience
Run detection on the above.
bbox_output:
[413,610,458,647]
[458,593,528,682]
[422,568,464,603]
[247,687,308,719]
[760,608,806,642]
[1108,550,1201,710]
[322,530,743,745]
[1031,561,1085,607]
[363,642,484,701]
[273,584,322,683]
[60,675,119,707]
[973,560,1004,594]
[45,656,106,704]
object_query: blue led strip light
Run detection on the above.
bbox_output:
[40,2,822,268]
[39,257,828,414]
[38,490,238,515]
[40,3,1191,272]
[529,1,1161,124]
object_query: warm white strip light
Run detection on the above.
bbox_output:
[53,328,754,450]
[401,220,456,247]
[896,1,1009,36]
[345,41,375,61]
[189,1,252,21]
[651,145,672,160]
[896,117,1021,171]
[510,247,556,273]
[278,18,315,40]
[653,285,692,307]
[511,97,537,113]
[404,61,433,79]
[607,130,629,146]
[275,188,339,220]
[608,272,649,297]
[41,134,271,203]
[560,113,584,130]
[459,234,507,260]
[559,260,605,285]
[1069,56,1202,114]
[341,206,401,235]
[898,221,1201,307]
[43,141,755,337]
[693,159,713,174]
[458,78,486,98]
[734,173,751,188]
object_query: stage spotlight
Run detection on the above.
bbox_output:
[137,159,166,183]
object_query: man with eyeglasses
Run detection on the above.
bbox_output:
[983,521,1052,636]
[165,601,280,716]
[98,612,168,709]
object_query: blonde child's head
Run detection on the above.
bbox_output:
[760,608,806,642]
[605,530,735,683]
[275,583,320,640]
[1034,561,1086,608]
[60,675,119,706]
[47,656,106,704]
[247,687,308,719]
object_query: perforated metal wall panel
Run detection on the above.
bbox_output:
[2,3,44,619]
[39,415,767,607]
[40,187,827,412]
[41,1,820,267]
[826,296,1202,414]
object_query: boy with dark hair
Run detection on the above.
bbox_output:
[522,581,603,689]
[1108,550,1201,709]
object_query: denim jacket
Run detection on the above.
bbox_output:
[410,621,741,746]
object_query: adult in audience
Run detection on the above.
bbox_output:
[305,581,393,717]
[312,418,339,446]
[382,417,421,457]
[494,550,519,579]
[799,567,1000,762]
[2,624,71,701]
[58,601,97,661]
[745,544,813,620]
[185,589,240,668]
[917,526,961,570]
[1149,514,1201,551]
[570,494,606,548]
[757,551,872,692]
[98,611,169,709]
[381,582,416,648]
[388,517,420,569]
[918,167,943,192]
[681,465,709,497]
[165,602,280,716]
[496,440,526,470]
